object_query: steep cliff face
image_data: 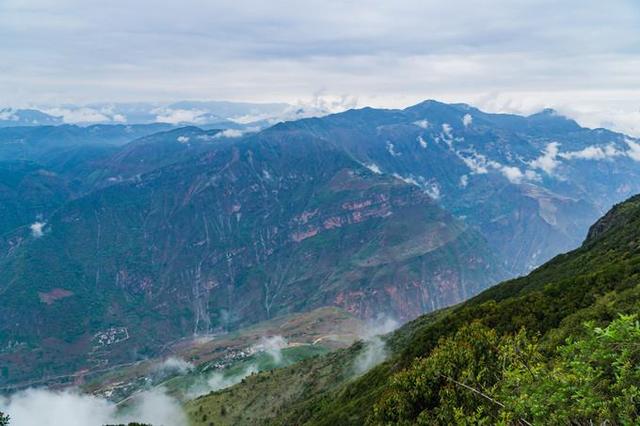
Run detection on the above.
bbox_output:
[585,194,640,243]
[0,130,504,385]
[273,101,640,274]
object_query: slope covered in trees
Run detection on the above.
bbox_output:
[189,194,640,425]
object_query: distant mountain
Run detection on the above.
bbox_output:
[0,126,504,386]
[0,101,293,127]
[0,99,358,130]
[0,108,63,127]
[86,127,226,188]
[0,124,202,253]
[163,100,291,122]
[186,193,640,425]
[0,123,176,162]
[272,100,640,273]
[0,125,252,241]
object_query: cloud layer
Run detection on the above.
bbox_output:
[0,1,638,134]
[0,387,186,426]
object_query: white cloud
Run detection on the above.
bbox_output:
[559,144,623,160]
[252,335,288,364]
[353,315,399,374]
[185,334,289,399]
[0,2,639,136]
[292,93,358,116]
[417,135,428,148]
[353,337,386,375]
[386,141,400,156]
[442,123,453,139]
[390,173,441,199]
[529,142,561,175]
[185,336,287,399]
[625,138,640,161]
[30,221,45,238]
[0,109,18,121]
[186,364,259,400]
[214,129,244,138]
[0,387,186,426]
[364,163,382,174]
[524,169,541,181]
[42,107,110,124]
[552,102,640,137]
[500,165,524,183]
[176,135,190,143]
[153,357,194,376]
[392,173,418,186]
[424,181,441,200]
[154,108,207,124]
[531,139,640,167]
[459,174,468,188]
[112,113,126,123]
[413,119,429,129]
[457,150,489,174]
[228,93,356,125]
[452,143,540,185]
[462,113,473,127]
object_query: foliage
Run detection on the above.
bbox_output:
[371,315,640,425]
[370,322,535,425]
[498,314,640,425]
[0,411,8,426]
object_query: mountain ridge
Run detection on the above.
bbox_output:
[2,99,640,400]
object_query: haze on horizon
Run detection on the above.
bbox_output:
[1,0,639,135]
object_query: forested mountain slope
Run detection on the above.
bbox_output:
[188,194,640,425]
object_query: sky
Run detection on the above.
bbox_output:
[1,0,639,134]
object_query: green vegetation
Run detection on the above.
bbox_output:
[373,315,640,424]
[161,344,331,400]
[189,194,640,425]
[185,343,368,426]
[0,411,8,426]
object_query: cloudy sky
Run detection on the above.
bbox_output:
[1,0,639,134]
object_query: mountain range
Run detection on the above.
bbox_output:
[1,100,640,392]
[0,101,305,128]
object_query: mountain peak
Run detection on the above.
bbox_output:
[585,194,640,243]
[526,107,581,132]
[0,108,63,126]
[404,99,451,111]
[529,107,560,117]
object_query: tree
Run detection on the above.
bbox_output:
[370,315,640,425]
[370,321,520,425]
[0,411,9,426]
[498,314,640,424]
